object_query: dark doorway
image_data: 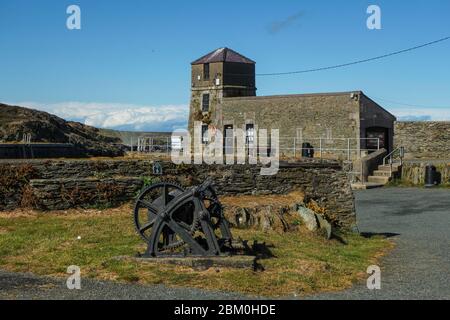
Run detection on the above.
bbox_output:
[366,127,389,152]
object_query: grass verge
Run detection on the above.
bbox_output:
[385,179,450,189]
[0,205,393,297]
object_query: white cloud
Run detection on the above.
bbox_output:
[389,107,450,122]
[10,101,189,132]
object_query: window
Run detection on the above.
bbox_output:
[202,94,210,112]
[201,125,209,144]
[245,124,255,144]
[203,63,210,80]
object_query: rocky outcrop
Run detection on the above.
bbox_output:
[0,103,124,157]
[221,192,305,232]
[222,194,334,236]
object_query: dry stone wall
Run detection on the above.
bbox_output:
[0,159,356,230]
[394,122,450,159]
[401,161,450,185]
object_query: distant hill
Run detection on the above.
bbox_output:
[0,103,124,157]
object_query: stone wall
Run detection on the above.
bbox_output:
[0,143,84,159]
[353,149,387,183]
[401,161,450,185]
[217,92,395,160]
[0,159,356,230]
[394,122,450,159]
[221,93,360,158]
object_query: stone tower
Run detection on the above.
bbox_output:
[188,47,256,135]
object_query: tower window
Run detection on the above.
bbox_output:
[203,63,210,80]
[202,93,210,112]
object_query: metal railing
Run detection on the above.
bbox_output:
[130,135,380,161]
[276,137,380,161]
[383,146,405,166]
[383,146,405,176]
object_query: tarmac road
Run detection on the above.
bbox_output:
[0,269,249,300]
[309,187,450,300]
[0,187,449,300]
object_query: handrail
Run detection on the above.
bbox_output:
[383,146,405,166]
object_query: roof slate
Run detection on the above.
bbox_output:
[191,47,255,65]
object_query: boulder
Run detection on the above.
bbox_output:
[297,206,319,231]
[315,213,332,240]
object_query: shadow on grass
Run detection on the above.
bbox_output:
[238,240,276,271]
[360,232,400,239]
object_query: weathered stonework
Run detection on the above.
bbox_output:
[0,159,356,230]
[401,161,450,185]
[188,49,396,161]
[394,122,450,160]
[219,92,395,159]
[29,177,143,210]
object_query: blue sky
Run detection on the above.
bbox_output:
[1,0,449,131]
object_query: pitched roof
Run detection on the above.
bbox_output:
[191,47,255,65]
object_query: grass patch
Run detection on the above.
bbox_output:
[386,179,450,189]
[0,205,393,297]
[385,179,419,188]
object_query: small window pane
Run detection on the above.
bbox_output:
[202,94,210,112]
[203,64,210,80]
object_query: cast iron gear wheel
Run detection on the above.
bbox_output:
[133,182,201,252]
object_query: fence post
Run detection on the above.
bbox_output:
[347,138,350,161]
[319,138,322,159]
[293,138,296,158]
[166,137,169,154]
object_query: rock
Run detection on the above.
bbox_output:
[297,206,319,231]
[315,213,332,240]
[0,103,124,157]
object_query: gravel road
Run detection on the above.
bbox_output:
[1,187,449,300]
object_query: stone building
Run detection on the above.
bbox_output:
[188,47,396,159]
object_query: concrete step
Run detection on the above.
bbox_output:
[377,164,401,172]
[373,170,392,177]
[368,175,391,184]
[351,182,385,190]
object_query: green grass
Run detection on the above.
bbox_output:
[0,207,392,297]
[386,179,450,189]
